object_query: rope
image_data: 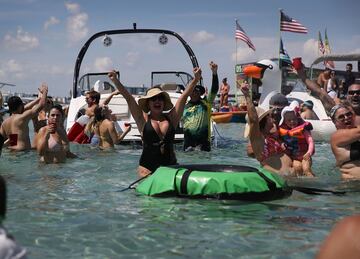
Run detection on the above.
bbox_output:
[117,172,153,192]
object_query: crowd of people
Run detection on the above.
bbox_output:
[0,59,359,257]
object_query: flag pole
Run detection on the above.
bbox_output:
[279,9,283,94]
[235,19,239,106]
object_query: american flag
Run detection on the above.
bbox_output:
[280,10,308,34]
[324,29,335,68]
[235,20,256,51]
[318,31,325,55]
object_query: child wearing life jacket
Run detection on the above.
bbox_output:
[278,101,315,177]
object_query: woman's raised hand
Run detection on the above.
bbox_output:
[193,67,202,81]
[108,70,118,82]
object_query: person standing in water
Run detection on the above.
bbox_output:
[219,77,230,109]
[37,104,76,163]
[1,83,48,151]
[108,67,202,177]
[182,61,219,151]
[91,105,132,149]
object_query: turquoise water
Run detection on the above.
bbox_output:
[1,123,360,258]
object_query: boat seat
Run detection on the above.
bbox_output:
[93,80,115,94]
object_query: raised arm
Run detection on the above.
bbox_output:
[294,66,335,114]
[170,67,202,127]
[101,90,120,106]
[36,126,51,156]
[24,97,40,111]
[208,61,219,103]
[108,70,146,131]
[22,83,48,120]
[239,81,265,160]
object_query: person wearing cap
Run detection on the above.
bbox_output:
[219,77,230,109]
[267,93,289,125]
[240,82,294,175]
[108,68,202,177]
[329,104,360,178]
[1,83,48,151]
[300,100,319,120]
[182,61,219,152]
[278,101,315,177]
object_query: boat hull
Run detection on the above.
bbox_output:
[211,111,247,123]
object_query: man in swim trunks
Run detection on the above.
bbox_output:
[1,83,48,151]
[330,104,360,178]
[219,77,230,109]
[182,61,219,151]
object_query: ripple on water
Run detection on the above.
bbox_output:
[2,123,360,258]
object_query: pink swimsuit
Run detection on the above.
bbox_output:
[260,135,286,162]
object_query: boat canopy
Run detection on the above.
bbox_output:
[72,24,201,98]
[311,53,360,66]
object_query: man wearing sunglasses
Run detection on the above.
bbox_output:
[294,64,360,126]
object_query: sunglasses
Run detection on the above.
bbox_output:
[336,111,353,121]
[348,90,360,96]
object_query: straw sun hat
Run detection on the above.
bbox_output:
[138,85,174,113]
[243,107,273,138]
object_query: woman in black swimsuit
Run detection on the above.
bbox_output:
[108,68,202,177]
[330,104,360,178]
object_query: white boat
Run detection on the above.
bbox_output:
[237,58,337,142]
[66,24,207,143]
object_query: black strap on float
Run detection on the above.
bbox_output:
[179,169,193,195]
[255,171,277,191]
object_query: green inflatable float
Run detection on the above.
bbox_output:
[136,164,292,201]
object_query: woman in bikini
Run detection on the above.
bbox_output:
[108,67,202,177]
[330,104,360,178]
[37,104,74,163]
[240,82,294,176]
[91,105,131,149]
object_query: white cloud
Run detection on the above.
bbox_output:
[231,47,255,62]
[6,59,23,73]
[0,59,24,80]
[191,30,215,44]
[65,2,88,44]
[125,52,140,67]
[94,57,113,71]
[302,38,318,65]
[3,27,39,51]
[44,16,60,30]
[65,2,80,14]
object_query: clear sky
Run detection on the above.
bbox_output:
[1,0,359,97]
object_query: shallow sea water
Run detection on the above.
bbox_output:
[1,123,360,258]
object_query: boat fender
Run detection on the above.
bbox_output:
[67,115,90,143]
